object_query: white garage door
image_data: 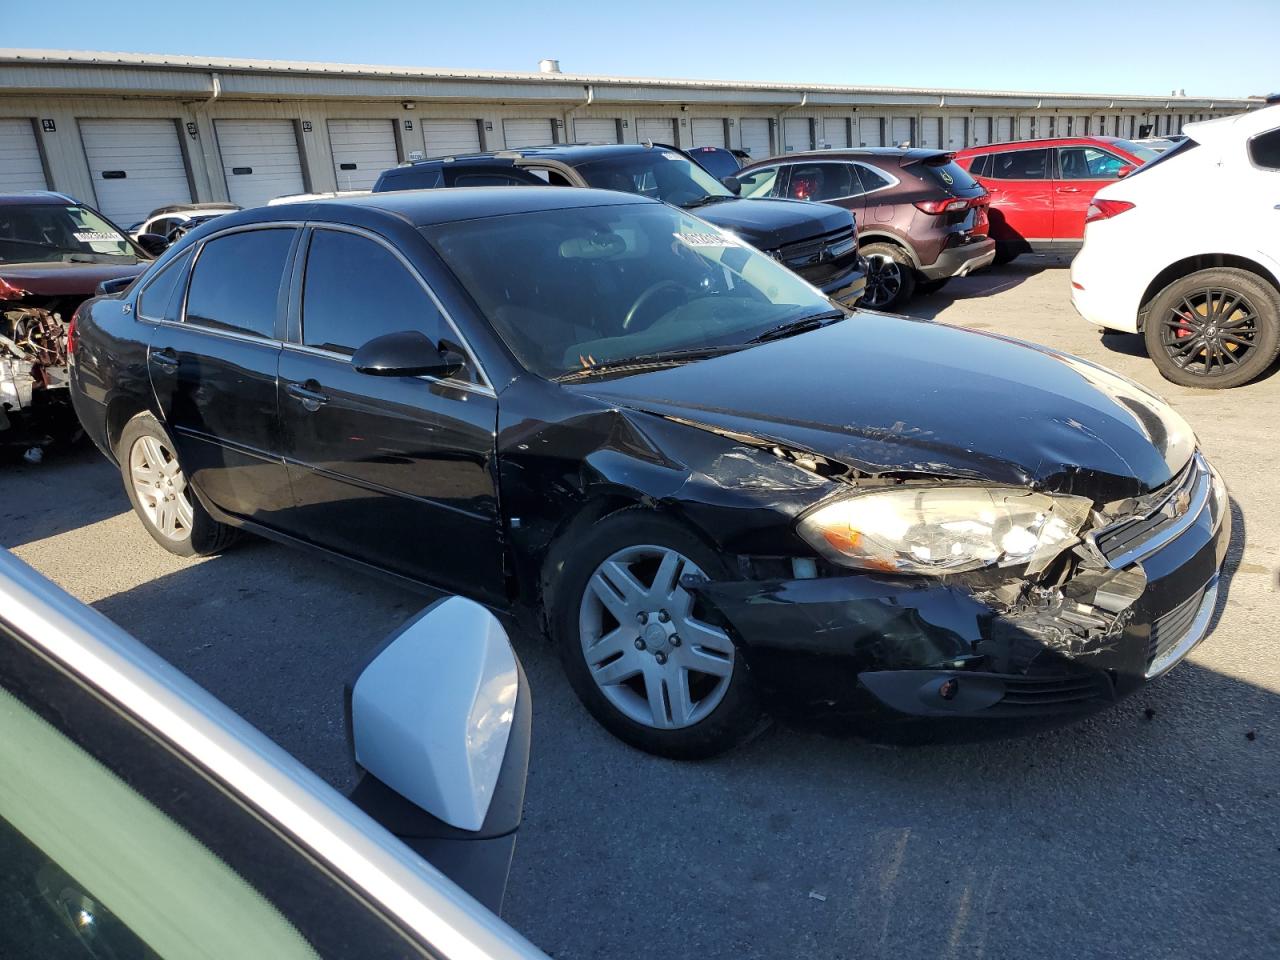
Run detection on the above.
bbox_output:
[821,118,850,149]
[1071,115,1088,136]
[328,119,397,191]
[858,117,883,147]
[215,120,304,209]
[574,118,619,143]
[996,117,1014,143]
[782,118,812,153]
[423,120,481,158]
[80,119,191,227]
[1018,117,1033,140]
[0,119,47,192]
[637,118,676,144]
[739,118,771,159]
[503,119,555,148]
[947,117,967,148]
[890,117,913,147]
[919,117,942,149]
[690,119,726,148]
[972,117,992,145]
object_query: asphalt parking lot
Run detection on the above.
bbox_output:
[3,255,1277,960]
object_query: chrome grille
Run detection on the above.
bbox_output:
[774,226,857,270]
[1090,453,1213,568]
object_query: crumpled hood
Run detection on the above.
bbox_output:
[695,198,853,250]
[573,313,1195,502]
[0,261,147,298]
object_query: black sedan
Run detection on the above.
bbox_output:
[69,188,1230,758]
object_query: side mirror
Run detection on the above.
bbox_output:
[1116,164,1135,179]
[721,174,742,195]
[134,232,170,257]
[94,276,135,297]
[352,330,464,379]
[345,597,530,914]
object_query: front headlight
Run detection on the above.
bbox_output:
[797,486,1093,576]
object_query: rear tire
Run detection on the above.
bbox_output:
[1143,268,1280,389]
[550,508,762,759]
[860,243,917,310]
[118,413,238,557]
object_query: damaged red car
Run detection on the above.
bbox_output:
[1,193,153,456]
[69,189,1229,758]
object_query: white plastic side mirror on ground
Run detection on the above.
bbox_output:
[350,597,520,832]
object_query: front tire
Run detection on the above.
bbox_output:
[550,508,762,759]
[118,413,238,557]
[1143,268,1280,389]
[860,243,917,310]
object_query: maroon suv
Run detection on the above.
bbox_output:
[735,149,995,309]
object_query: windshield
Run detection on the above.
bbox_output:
[573,150,735,207]
[1108,138,1161,163]
[0,204,139,264]
[425,201,837,379]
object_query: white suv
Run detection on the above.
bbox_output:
[1071,104,1280,388]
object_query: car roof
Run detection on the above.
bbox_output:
[957,136,1139,154]
[224,185,653,229]
[146,201,241,218]
[0,190,80,207]
[754,146,952,164]
[402,141,684,167]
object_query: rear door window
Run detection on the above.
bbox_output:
[985,149,1050,180]
[1057,146,1130,179]
[784,163,859,201]
[184,229,295,338]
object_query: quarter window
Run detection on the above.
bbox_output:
[302,230,447,357]
[1249,128,1280,169]
[853,163,894,193]
[185,230,295,338]
[135,249,193,323]
[985,149,1050,180]
[784,163,859,201]
[967,155,991,178]
[735,166,780,198]
[1057,146,1130,179]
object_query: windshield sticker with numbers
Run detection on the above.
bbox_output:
[674,231,741,248]
[74,231,123,242]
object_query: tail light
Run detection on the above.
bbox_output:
[1086,199,1135,223]
[914,197,971,215]
[66,309,79,357]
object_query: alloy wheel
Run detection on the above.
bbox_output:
[129,435,194,541]
[862,254,903,308]
[1159,288,1259,377]
[578,544,735,730]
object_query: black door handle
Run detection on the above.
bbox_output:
[150,347,178,370]
[287,381,329,411]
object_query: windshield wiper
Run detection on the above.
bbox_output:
[554,344,742,382]
[746,309,847,344]
[682,194,735,209]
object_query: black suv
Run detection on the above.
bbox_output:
[372,143,866,306]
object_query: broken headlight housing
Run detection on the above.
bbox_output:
[798,486,1093,576]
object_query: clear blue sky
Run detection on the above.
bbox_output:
[5,0,1274,98]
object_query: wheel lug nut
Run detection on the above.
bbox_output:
[655,652,667,665]
[636,612,647,624]
[671,635,681,646]
[635,638,646,650]
[658,610,670,622]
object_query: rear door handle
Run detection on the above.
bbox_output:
[1056,187,1082,194]
[287,381,329,412]
[150,347,179,370]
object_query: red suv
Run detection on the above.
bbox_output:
[956,137,1158,263]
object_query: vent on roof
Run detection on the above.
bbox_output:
[539,59,561,74]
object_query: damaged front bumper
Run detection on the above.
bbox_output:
[693,455,1230,739]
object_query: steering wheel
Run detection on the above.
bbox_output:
[623,281,689,331]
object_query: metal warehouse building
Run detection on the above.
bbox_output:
[0,48,1260,227]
